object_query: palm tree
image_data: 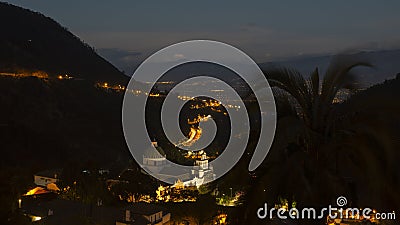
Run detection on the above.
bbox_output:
[263,54,372,159]
[239,54,373,224]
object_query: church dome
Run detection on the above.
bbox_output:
[143,146,166,158]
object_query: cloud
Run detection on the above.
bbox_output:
[78,28,399,65]
[96,48,143,74]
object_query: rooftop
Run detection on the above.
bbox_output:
[35,169,63,179]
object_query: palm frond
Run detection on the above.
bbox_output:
[263,67,313,120]
[321,54,372,104]
[310,67,320,100]
[271,87,298,118]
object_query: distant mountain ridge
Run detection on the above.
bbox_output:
[99,46,400,88]
[0,2,128,84]
[259,49,400,87]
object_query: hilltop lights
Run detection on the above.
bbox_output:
[0,71,49,79]
[96,82,126,91]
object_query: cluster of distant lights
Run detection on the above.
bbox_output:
[95,82,242,111]
[178,96,241,110]
[0,71,49,79]
[97,82,165,98]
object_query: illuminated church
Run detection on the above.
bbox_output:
[184,153,216,187]
[142,141,215,187]
[142,141,168,174]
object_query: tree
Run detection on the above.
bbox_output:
[238,55,373,225]
[263,54,372,159]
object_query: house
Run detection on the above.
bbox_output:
[21,198,171,225]
[116,204,171,225]
[21,198,120,224]
[34,169,62,187]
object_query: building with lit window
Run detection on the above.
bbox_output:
[34,169,62,187]
[116,204,171,225]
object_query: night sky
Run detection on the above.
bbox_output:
[6,1,400,71]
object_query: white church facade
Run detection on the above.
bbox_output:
[142,141,216,188]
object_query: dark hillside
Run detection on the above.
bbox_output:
[0,2,128,84]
